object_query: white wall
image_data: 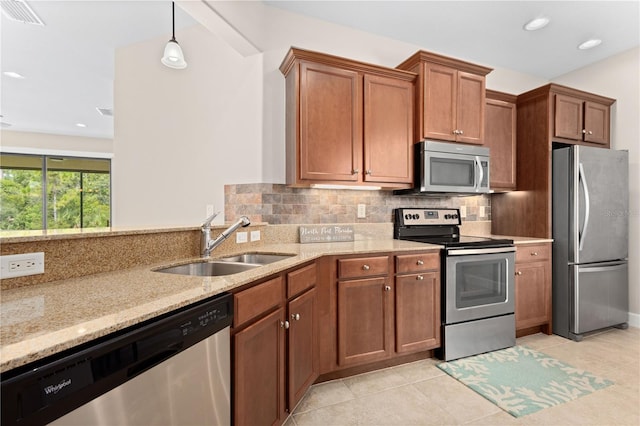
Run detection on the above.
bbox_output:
[0,130,112,155]
[112,25,263,227]
[552,47,640,324]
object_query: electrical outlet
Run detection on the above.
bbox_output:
[250,230,261,242]
[357,204,366,218]
[236,232,248,243]
[479,206,486,218]
[460,206,467,218]
[1,252,45,278]
[206,204,215,217]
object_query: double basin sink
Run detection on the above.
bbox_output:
[154,253,295,277]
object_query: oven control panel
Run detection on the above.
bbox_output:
[396,208,461,226]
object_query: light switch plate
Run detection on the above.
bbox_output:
[460,206,467,218]
[236,232,248,243]
[357,204,366,218]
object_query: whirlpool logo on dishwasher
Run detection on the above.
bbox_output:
[44,378,72,395]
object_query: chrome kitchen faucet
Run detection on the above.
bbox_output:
[201,214,251,257]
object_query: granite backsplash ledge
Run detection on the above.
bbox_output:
[225,183,491,224]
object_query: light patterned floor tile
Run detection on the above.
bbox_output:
[290,328,640,425]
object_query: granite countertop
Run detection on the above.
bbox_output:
[0,239,439,373]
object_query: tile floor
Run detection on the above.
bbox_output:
[287,327,640,425]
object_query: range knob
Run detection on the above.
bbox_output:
[453,214,458,219]
[413,214,419,219]
[444,214,451,219]
[405,214,410,219]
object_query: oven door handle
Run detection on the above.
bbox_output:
[447,246,515,256]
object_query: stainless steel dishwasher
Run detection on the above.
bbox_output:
[1,292,232,426]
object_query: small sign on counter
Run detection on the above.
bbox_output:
[299,225,354,243]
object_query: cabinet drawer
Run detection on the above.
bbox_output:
[287,263,317,298]
[338,256,389,279]
[396,252,439,274]
[516,244,551,263]
[234,276,284,327]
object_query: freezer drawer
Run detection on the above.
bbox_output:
[571,261,628,336]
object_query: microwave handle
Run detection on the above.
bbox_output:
[474,156,484,192]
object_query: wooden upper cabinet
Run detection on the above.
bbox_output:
[397,50,492,145]
[299,62,362,183]
[363,74,414,184]
[485,90,517,191]
[280,48,416,189]
[551,87,614,147]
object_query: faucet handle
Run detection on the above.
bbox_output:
[202,211,221,228]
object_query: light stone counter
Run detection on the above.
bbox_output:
[0,239,439,373]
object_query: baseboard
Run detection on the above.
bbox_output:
[628,312,640,328]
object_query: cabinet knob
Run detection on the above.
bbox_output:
[588,130,593,135]
[531,252,538,256]
[366,170,372,175]
[280,320,290,329]
[362,264,370,271]
[352,169,360,175]
[516,271,523,276]
[384,285,391,291]
[459,129,464,135]
[416,275,424,281]
[291,313,301,321]
[416,259,424,265]
[453,130,459,135]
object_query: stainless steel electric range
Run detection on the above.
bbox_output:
[394,208,516,361]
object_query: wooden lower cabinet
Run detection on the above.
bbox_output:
[233,263,318,426]
[395,271,440,353]
[288,287,318,410]
[234,308,287,426]
[337,276,393,366]
[515,243,552,335]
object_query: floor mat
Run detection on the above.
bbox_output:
[437,345,613,417]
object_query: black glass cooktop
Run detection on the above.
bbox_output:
[400,235,514,248]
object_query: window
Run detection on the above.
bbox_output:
[0,153,111,230]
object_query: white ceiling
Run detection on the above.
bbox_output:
[0,0,195,140]
[1,1,638,141]
[267,0,640,79]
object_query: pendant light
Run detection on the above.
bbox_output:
[161,1,187,69]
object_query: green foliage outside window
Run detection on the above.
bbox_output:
[0,154,111,230]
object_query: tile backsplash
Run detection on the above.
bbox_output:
[225,184,490,224]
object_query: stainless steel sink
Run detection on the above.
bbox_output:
[154,261,260,277]
[217,253,295,265]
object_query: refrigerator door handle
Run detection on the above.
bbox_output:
[577,261,627,273]
[578,162,590,251]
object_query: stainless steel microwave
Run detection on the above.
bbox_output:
[413,140,490,194]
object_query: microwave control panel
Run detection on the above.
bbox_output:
[396,208,461,226]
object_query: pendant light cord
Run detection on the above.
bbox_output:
[171,1,176,42]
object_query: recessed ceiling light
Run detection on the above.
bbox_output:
[75,123,87,128]
[3,71,25,79]
[524,17,550,31]
[578,39,602,50]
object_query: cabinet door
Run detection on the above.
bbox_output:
[515,261,551,330]
[583,101,610,145]
[554,94,583,141]
[288,288,318,410]
[485,98,516,189]
[338,277,393,366]
[299,61,362,182]
[395,271,440,353]
[423,63,457,141]
[456,72,485,144]
[234,308,287,426]
[363,74,414,184]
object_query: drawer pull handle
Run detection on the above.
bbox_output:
[280,320,290,329]
[516,271,523,276]
[416,260,424,265]
[531,252,538,256]
[362,264,370,271]
[416,275,424,281]
[384,285,391,291]
[291,313,301,321]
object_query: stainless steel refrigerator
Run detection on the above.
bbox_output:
[552,145,629,341]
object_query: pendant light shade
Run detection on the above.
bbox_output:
[161,2,187,69]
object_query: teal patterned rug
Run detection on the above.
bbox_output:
[437,346,613,417]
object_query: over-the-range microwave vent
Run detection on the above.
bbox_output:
[1,0,45,26]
